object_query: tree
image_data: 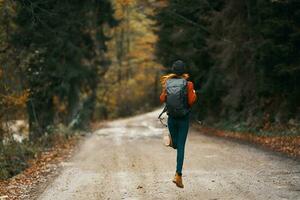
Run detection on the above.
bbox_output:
[155,0,300,130]
[12,0,117,140]
[0,0,29,142]
[95,0,162,119]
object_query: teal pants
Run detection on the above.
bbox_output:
[168,115,189,175]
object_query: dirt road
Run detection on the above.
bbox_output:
[37,110,300,200]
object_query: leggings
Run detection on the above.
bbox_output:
[167,115,189,175]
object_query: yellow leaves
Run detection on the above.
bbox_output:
[18,90,30,107]
[0,89,30,108]
[53,96,67,114]
[96,0,163,118]
[115,8,124,19]
[115,0,135,19]
[0,66,29,109]
[154,0,169,8]
[0,67,29,109]
[117,0,135,6]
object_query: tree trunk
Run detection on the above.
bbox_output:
[28,96,54,141]
[67,81,80,125]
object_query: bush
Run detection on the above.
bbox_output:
[0,124,73,180]
[0,140,37,179]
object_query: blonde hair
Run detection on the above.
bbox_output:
[160,73,189,90]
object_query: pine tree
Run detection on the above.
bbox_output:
[155,0,300,129]
[12,0,117,139]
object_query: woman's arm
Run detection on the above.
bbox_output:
[160,89,167,103]
[187,82,197,106]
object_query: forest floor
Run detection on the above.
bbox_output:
[0,136,81,200]
[28,109,300,200]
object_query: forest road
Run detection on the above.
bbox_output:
[37,110,300,200]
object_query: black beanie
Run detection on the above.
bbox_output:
[172,60,186,75]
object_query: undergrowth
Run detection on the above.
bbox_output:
[213,121,300,136]
[0,124,77,180]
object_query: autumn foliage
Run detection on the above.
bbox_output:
[95,0,162,119]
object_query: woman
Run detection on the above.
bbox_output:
[160,60,197,188]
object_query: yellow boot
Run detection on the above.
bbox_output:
[172,173,184,188]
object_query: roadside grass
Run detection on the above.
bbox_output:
[194,121,300,158]
[213,121,300,136]
[0,140,37,179]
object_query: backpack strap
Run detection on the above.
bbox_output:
[158,106,168,127]
[158,106,167,119]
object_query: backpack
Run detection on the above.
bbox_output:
[165,78,190,118]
